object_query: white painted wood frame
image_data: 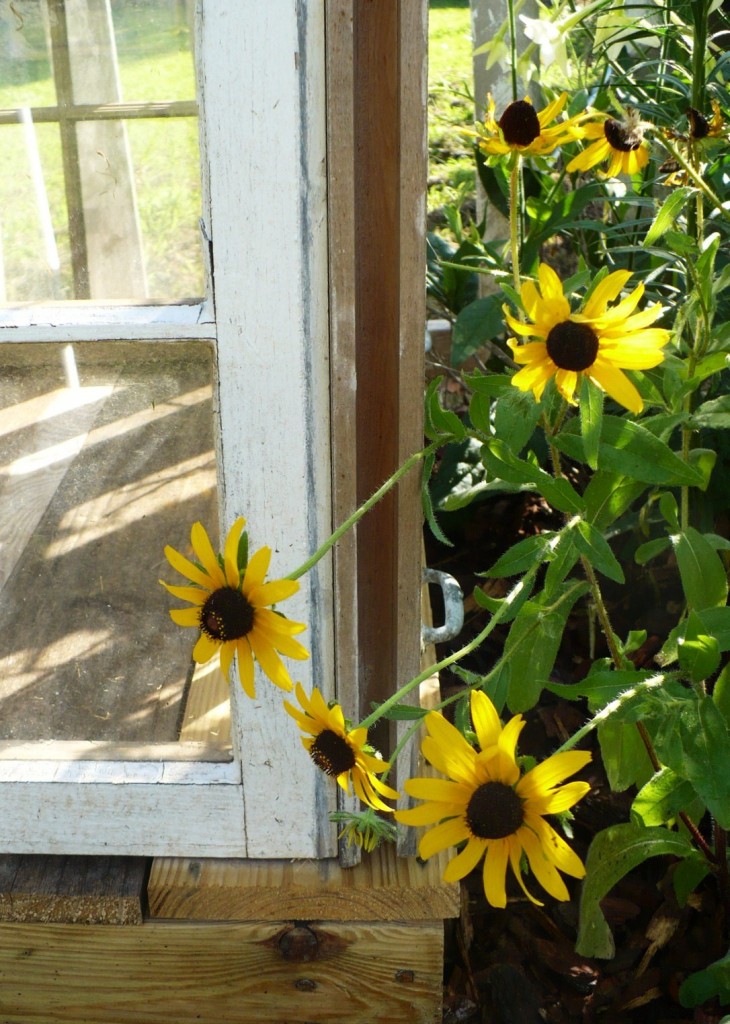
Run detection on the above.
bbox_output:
[0,0,336,858]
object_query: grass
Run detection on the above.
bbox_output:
[0,1,201,302]
[428,0,477,230]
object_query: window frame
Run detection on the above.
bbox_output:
[0,0,336,859]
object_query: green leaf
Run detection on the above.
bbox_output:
[543,531,580,598]
[658,607,730,666]
[485,534,556,578]
[452,295,506,365]
[493,388,542,455]
[631,767,697,827]
[422,451,453,547]
[472,577,535,624]
[680,950,730,1008]
[554,416,704,487]
[642,186,695,247]
[713,661,730,728]
[576,823,692,958]
[634,536,672,565]
[424,378,466,442]
[548,668,658,711]
[677,696,730,829]
[573,520,624,583]
[481,439,585,515]
[671,527,729,611]
[677,610,722,682]
[692,394,730,430]
[503,582,589,712]
[583,471,647,530]
[672,851,711,907]
[598,718,655,792]
[579,375,603,470]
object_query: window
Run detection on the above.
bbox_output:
[0,1,337,858]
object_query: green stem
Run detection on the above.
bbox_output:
[509,153,522,295]
[361,521,581,735]
[580,556,624,669]
[360,558,544,733]
[286,441,439,581]
[659,137,730,222]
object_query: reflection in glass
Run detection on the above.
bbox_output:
[0,0,202,303]
[0,342,225,745]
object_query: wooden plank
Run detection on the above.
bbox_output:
[325,0,362,867]
[0,855,147,924]
[147,843,458,923]
[0,919,444,1024]
[395,0,429,853]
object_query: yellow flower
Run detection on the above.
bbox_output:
[161,518,308,698]
[284,682,400,812]
[567,108,652,177]
[396,690,591,908]
[469,92,584,158]
[505,262,670,413]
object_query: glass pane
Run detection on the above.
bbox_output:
[0,0,203,303]
[0,341,228,747]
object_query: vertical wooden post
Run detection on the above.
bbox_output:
[352,0,426,739]
[350,2,427,836]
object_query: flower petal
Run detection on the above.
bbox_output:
[443,837,487,882]
[419,817,470,860]
[223,517,247,588]
[191,522,226,589]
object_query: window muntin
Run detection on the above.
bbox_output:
[0,0,202,303]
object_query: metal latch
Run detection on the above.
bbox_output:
[422,568,464,646]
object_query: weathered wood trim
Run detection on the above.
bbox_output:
[0,781,247,856]
[199,0,336,858]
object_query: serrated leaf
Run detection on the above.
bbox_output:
[576,823,692,958]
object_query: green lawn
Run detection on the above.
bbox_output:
[428,0,476,228]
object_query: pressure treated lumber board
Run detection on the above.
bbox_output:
[0,855,147,923]
[0,919,444,1024]
[148,843,459,922]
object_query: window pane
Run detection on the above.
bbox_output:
[0,341,225,746]
[0,0,203,303]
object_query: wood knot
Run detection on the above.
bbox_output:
[278,925,320,962]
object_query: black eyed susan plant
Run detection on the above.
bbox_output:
[159,0,730,1009]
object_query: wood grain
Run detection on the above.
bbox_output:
[147,843,458,922]
[0,919,443,1023]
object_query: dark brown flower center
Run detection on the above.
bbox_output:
[546,320,599,371]
[499,100,541,147]
[466,781,524,839]
[200,587,254,641]
[604,118,641,152]
[310,729,355,777]
[687,107,709,141]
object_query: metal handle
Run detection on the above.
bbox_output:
[422,568,464,646]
